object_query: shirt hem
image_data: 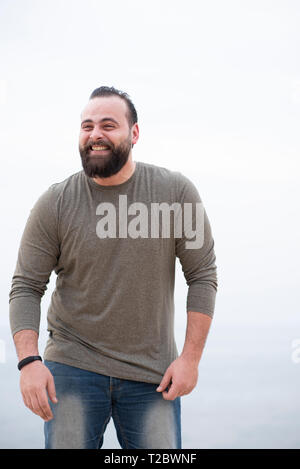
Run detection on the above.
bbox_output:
[43,351,162,385]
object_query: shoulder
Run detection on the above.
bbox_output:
[138,160,191,188]
[46,170,84,200]
[29,170,84,217]
[138,161,200,202]
[138,160,178,180]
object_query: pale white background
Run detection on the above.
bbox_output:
[0,0,299,448]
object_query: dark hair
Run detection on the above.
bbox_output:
[89,86,138,128]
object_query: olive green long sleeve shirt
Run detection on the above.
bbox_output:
[9,161,217,384]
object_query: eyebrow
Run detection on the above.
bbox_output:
[81,117,119,126]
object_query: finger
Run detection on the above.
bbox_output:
[162,390,178,400]
[46,375,58,404]
[162,383,179,401]
[33,393,49,421]
[21,391,30,409]
[27,392,47,420]
[156,374,172,392]
[36,389,53,421]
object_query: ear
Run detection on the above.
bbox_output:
[131,123,139,146]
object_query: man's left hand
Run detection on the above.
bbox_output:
[156,355,198,400]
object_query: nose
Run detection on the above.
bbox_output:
[89,126,104,141]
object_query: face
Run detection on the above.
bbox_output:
[79,96,139,178]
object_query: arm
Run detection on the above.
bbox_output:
[14,329,39,361]
[181,311,212,364]
[157,173,217,400]
[9,187,60,420]
[9,187,60,336]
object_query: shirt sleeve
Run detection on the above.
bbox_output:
[9,186,60,336]
[175,172,218,318]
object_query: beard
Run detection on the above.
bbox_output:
[79,134,132,179]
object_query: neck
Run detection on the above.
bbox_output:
[92,155,136,186]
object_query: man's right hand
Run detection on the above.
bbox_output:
[20,361,58,421]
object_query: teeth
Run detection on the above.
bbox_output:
[92,145,109,150]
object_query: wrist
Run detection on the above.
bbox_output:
[17,355,42,371]
[13,330,39,362]
[180,351,201,365]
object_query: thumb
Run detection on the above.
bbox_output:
[156,369,172,392]
[47,375,58,404]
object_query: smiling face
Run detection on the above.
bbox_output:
[79,96,139,178]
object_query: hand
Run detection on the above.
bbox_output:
[20,361,58,421]
[156,355,199,400]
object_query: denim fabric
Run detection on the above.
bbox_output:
[44,360,181,449]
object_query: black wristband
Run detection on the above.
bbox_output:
[17,355,42,371]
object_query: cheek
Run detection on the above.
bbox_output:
[79,133,89,147]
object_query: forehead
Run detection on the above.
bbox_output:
[80,96,128,124]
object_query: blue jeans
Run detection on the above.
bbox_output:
[44,360,181,449]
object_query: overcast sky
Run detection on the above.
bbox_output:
[0,0,299,448]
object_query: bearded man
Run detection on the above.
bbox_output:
[9,86,218,449]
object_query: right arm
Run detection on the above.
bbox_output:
[9,187,60,420]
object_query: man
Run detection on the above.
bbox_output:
[9,86,218,449]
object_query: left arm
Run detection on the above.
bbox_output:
[156,311,212,400]
[156,172,217,400]
[181,311,212,363]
